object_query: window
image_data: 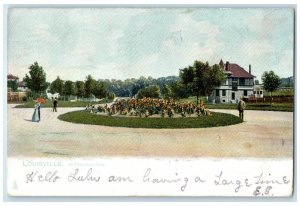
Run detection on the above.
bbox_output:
[260,91,263,95]
[249,79,254,85]
[216,89,219,97]
[253,91,256,94]
[244,90,248,96]
[245,79,250,85]
[239,78,245,86]
[232,78,238,91]
[228,78,232,86]
[222,90,226,96]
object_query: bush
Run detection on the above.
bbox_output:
[137,85,160,99]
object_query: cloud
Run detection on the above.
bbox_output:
[7,8,294,82]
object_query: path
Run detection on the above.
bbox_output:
[7,104,293,158]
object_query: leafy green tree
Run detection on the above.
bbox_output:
[180,66,194,92]
[7,81,18,92]
[137,85,160,99]
[75,81,85,98]
[23,62,48,94]
[84,75,96,98]
[179,61,225,104]
[94,81,107,99]
[162,85,172,99]
[169,81,189,99]
[107,92,115,100]
[63,80,75,97]
[262,71,281,105]
[50,76,63,94]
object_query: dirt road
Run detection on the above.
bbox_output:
[7,105,293,158]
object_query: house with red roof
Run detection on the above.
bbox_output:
[209,59,256,103]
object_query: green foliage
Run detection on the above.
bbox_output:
[58,111,242,129]
[63,80,76,96]
[15,99,113,108]
[107,92,115,100]
[94,81,107,99]
[168,81,189,99]
[84,75,97,98]
[205,102,293,112]
[262,71,281,94]
[7,81,18,92]
[162,85,172,99]
[75,81,85,98]
[23,62,48,94]
[50,76,63,94]
[137,85,160,99]
[179,60,226,103]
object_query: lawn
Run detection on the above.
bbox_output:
[206,102,294,112]
[58,111,243,129]
[14,99,113,108]
[177,97,293,112]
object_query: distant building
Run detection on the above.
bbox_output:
[7,74,19,82]
[46,92,60,99]
[253,84,264,98]
[17,81,28,92]
[209,59,256,103]
[7,74,28,101]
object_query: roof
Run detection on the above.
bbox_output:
[18,81,26,87]
[227,63,256,78]
[219,60,256,78]
[7,74,19,80]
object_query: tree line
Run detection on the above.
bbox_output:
[21,61,285,103]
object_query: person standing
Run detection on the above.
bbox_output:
[238,97,246,121]
[32,101,40,122]
[53,97,58,112]
[37,101,41,121]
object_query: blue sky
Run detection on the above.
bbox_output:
[8,8,294,82]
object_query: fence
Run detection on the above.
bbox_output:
[246,95,294,103]
[7,92,27,102]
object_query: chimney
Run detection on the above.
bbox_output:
[249,64,251,74]
[225,61,229,71]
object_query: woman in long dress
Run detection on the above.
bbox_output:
[32,101,40,122]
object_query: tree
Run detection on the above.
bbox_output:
[262,71,281,105]
[137,85,160,99]
[75,81,85,98]
[7,81,18,92]
[254,80,260,85]
[94,81,107,99]
[168,81,189,99]
[84,75,96,98]
[63,80,75,97]
[162,85,172,99]
[50,76,63,94]
[23,62,48,94]
[179,61,225,104]
[107,92,115,100]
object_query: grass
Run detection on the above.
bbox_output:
[58,110,243,129]
[206,103,294,112]
[177,96,293,112]
[263,89,294,97]
[13,97,293,112]
[14,99,113,108]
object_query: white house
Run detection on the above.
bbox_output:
[253,84,264,98]
[47,92,60,99]
[209,59,256,103]
[17,81,28,92]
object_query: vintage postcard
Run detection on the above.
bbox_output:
[6,7,294,197]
